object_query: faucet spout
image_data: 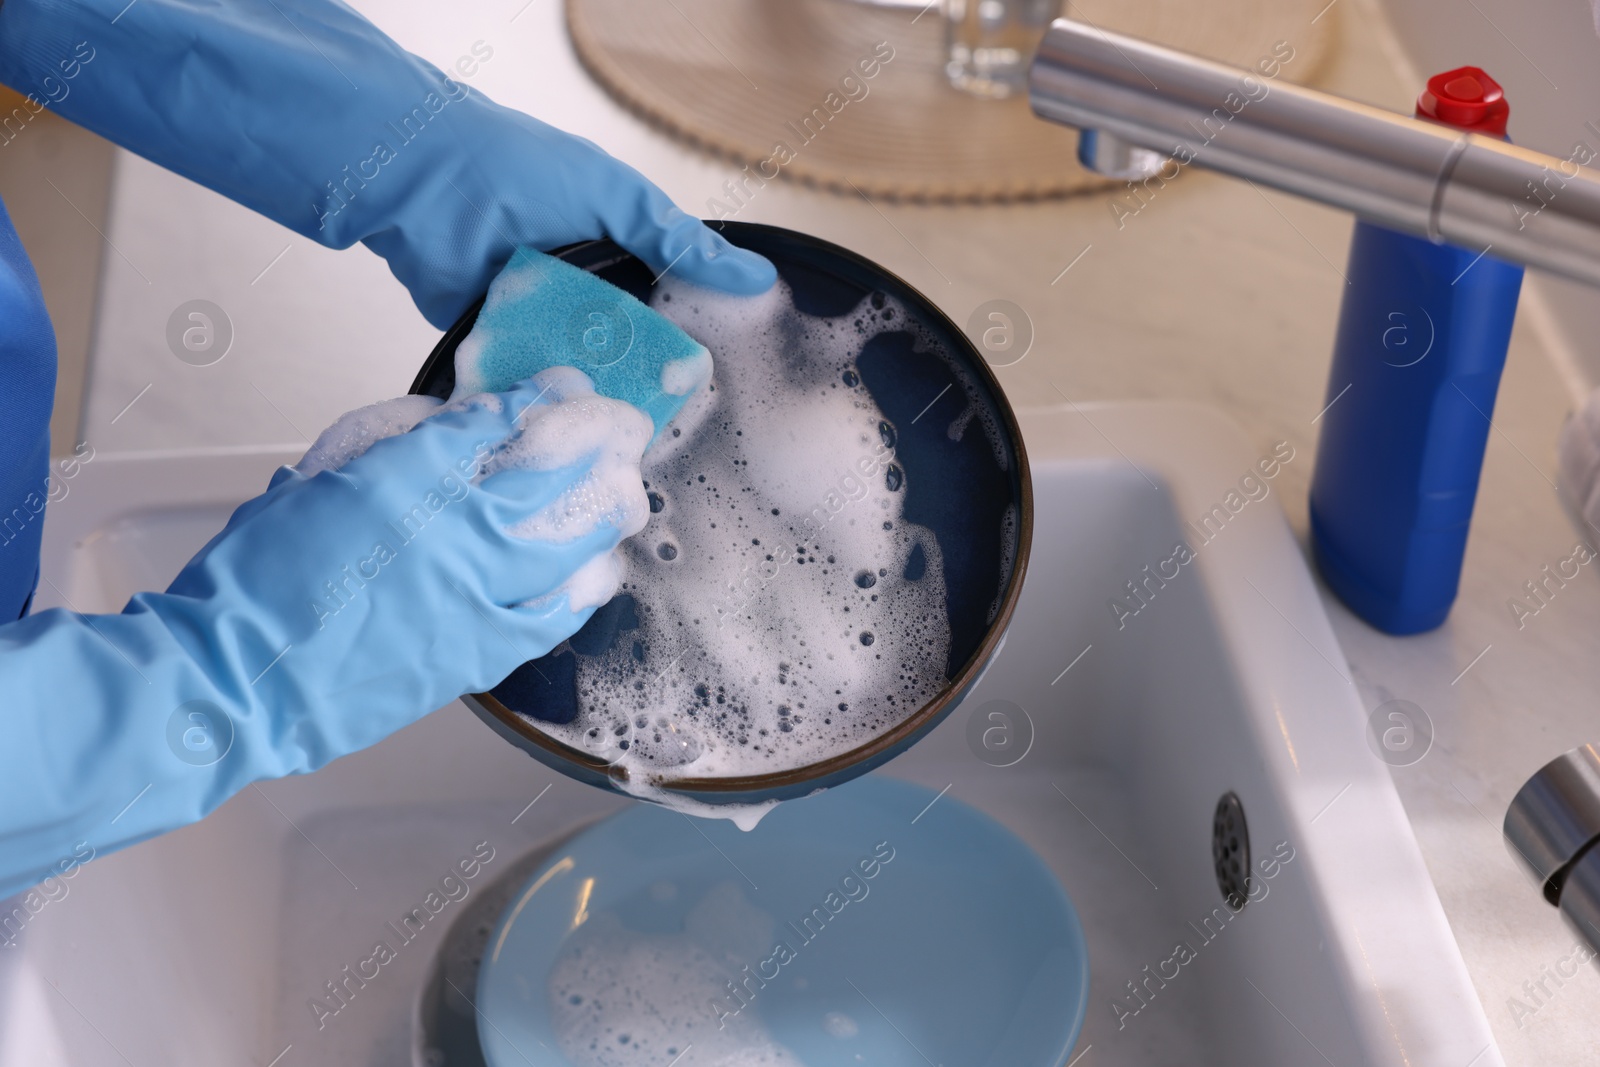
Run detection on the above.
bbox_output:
[1030,18,1600,288]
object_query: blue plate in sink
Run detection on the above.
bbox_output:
[476,776,1088,1067]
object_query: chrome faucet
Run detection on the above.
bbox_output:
[1029,18,1600,288]
[1505,746,1600,956]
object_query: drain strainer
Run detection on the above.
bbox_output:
[1212,791,1251,910]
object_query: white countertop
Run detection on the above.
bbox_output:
[62,0,1600,1058]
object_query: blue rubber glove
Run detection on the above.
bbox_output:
[0,0,775,329]
[0,380,627,898]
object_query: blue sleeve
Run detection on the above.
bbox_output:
[0,0,501,324]
[0,0,775,329]
[0,198,56,621]
[0,384,620,900]
[0,601,307,901]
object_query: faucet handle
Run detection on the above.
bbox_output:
[1505,744,1600,900]
[1504,745,1600,960]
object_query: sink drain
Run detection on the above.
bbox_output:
[1212,792,1251,910]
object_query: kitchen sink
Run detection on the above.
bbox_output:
[1,401,1498,1066]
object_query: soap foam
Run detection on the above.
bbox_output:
[531,277,953,805]
[296,265,970,829]
[661,349,714,397]
[480,367,655,612]
[296,394,443,477]
[486,367,655,546]
[547,881,804,1067]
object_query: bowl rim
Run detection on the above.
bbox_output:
[476,776,1089,1066]
[411,221,1033,798]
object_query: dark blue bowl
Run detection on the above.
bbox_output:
[411,222,1031,807]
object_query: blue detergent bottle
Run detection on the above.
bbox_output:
[1309,66,1524,635]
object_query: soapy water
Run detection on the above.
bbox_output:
[529,277,954,802]
[547,881,805,1067]
[297,273,968,826]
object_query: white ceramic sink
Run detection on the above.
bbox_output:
[0,401,1500,1066]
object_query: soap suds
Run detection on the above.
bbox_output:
[479,368,654,611]
[296,394,443,477]
[297,266,968,833]
[547,881,804,1067]
[541,552,628,615]
[531,278,953,813]
[486,367,655,546]
[614,775,780,833]
[661,349,713,396]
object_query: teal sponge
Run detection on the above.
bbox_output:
[452,248,712,438]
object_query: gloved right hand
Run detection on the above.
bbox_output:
[0,374,649,898]
[0,0,776,330]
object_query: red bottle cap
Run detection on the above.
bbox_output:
[1416,66,1509,137]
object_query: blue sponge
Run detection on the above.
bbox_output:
[452,248,712,439]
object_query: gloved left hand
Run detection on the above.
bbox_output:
[0,375,650,898]
[0,0,776,328]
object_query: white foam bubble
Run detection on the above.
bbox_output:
[490,381,654,544]
[545,552,627,614]
[547,881,805,1067]
[295,394,442,477]
[531,277,953,812]
[453,331,487,393]
[483,368,654,612]
[661,349,713,397]
[614,774,779,832]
